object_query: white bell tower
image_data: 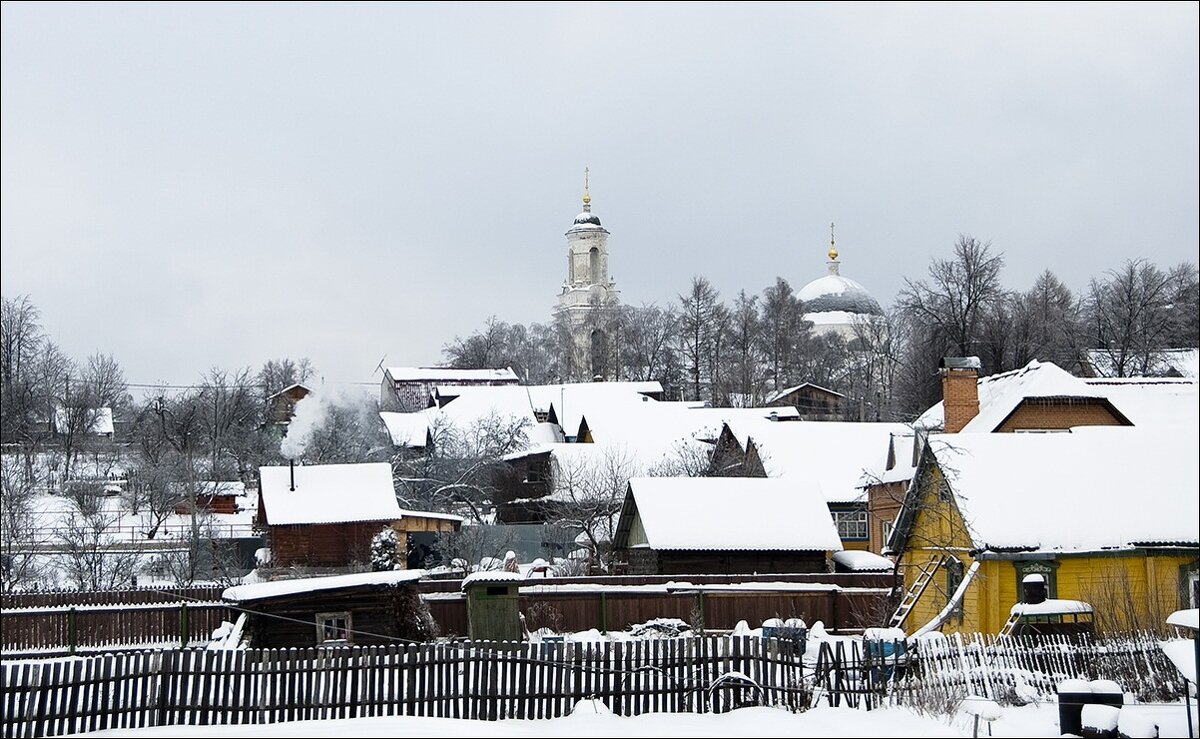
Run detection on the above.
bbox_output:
[558,168,618,314]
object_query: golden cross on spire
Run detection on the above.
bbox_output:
[583,167,591,206]
[828,221,839,261]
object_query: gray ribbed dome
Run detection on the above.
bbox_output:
[573,210,602,227]
[798,274,883,315]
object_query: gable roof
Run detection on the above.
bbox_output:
[910,427,1199,553]
[267,383,310,400]
[724,418,909,503]
[616,477,843,552]
[385,367,519,384]
[765,383,846,404]
[915,360,1124,433]
[259,462,402,526]
[1081,377,1198,428]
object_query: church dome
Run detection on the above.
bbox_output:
[572,210,602,227]
[798,274,882,315]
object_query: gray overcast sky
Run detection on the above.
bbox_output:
[3,3,1197,388]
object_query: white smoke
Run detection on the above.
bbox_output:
[279,390,328,460]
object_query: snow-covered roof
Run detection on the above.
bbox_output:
[764,383,845,403]
[915,360,1111,433]
[267,383,310,399]
[832,550,894,571]
[259,462,402,526]
[1009,599,1093,616]
[725,418,908,503]
[383,385,540,450]
[386,367,519,384]
[620,477,843,552]
[927,426,1199,553]
[1087,348,1198,379]
[524,381,663,414]
[1081,377,1198,428]
[1167,608,1199,631]
[461,570,524,590]
[223,569,426,602]
[52,406,114,435]
[379,411,432,448]
[578,399,799,447]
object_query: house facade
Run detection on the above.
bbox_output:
[888,429,1199,635]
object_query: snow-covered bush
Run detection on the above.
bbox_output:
[629,617,692,639]
[370,527,401,571]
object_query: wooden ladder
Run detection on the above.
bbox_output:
[888,553,948,629]
[997,609,1022,638]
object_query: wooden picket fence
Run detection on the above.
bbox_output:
[0,636,809,738]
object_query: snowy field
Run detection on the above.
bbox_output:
[82,702,1199,738]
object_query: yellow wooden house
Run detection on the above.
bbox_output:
[887,427,1199,635]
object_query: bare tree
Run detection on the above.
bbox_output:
[547,446,639,573]
[55,482,142,590]
[896,235,1006,368]
[1165,262,1199,348]
[1009,270,1084,369]
[394,410,531,523]
[1085,259,1176,376]
[726,290,765,406]
[0,454,50,592]
[677,276,724,402]
[759,277,805,393]
[257,357,315,397]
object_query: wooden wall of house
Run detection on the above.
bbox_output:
[619,548,827,576]
[970,551,1199,635]
[867,480,908,554]
[492,453,553,523]
[392,516,460,566]
[242,585,422,648]
[994,398,1129,432]
[270,521,390,568]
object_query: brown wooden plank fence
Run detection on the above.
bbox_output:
[0,636,810,738]
[4,586,891,654]
[1,587,225,610]
[2,604,231,655]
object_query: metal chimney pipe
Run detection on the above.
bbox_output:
[289,459,295,492]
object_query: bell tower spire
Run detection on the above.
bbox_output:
[827,221,841,275]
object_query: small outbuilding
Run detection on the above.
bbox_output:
[221,570,433,648]
[258,462,461,569]
[612,477,843,575]
[462,571,524,642]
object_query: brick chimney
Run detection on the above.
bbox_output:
[940,356,981,433]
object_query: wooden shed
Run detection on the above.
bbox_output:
[612,477,843,576]
[258,462,461,569]
[221,570,432,648]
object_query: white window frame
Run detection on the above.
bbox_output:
[833,509,869,541]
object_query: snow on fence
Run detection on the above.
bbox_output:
[875,631,1182,708]
[0,636,809,738]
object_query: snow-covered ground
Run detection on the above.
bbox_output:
[81,702,1199,738]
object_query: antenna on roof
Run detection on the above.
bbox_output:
[373,355,387,376]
